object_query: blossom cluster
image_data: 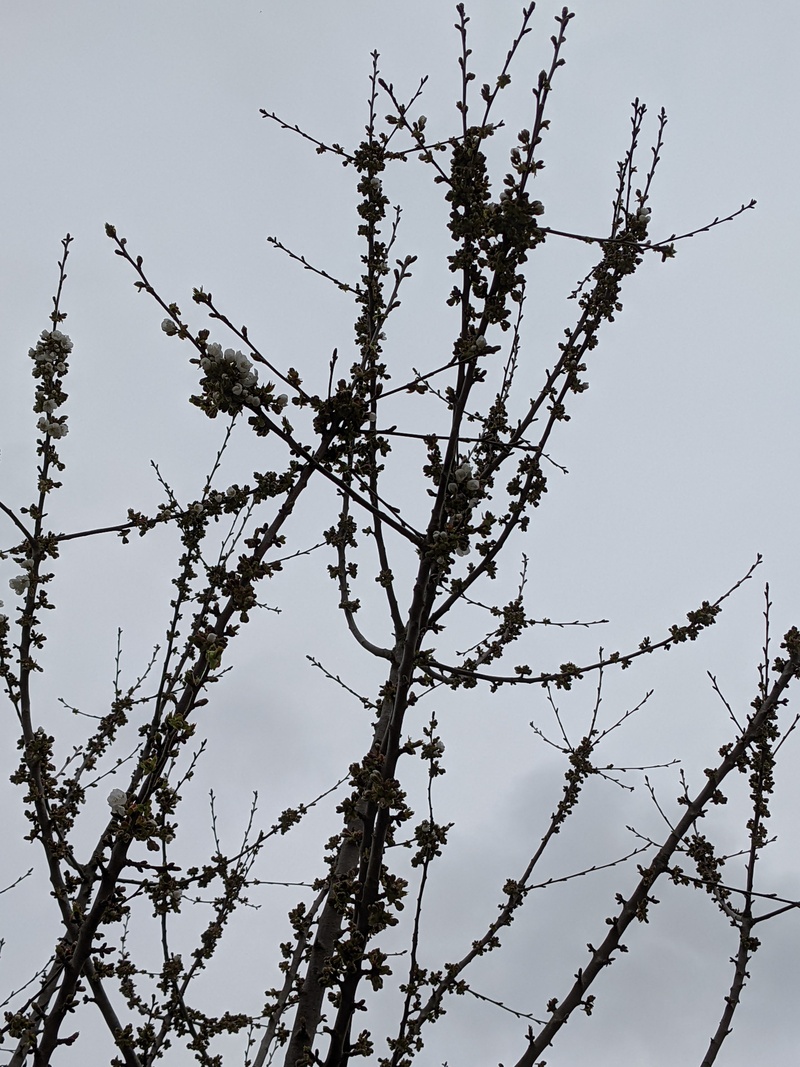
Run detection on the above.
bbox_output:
[107,788,127,816]
[7,554,35,597]
[30,329,72,439]
[428,458,485,564]
[163,321,288,419]
[498,190,545,216]
[200,342,260,402]
[629,204,652,234]
[447,458,482,504]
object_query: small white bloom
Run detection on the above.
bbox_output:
[50,329,73,352]
[432,739,445,756]
[9,575,29,595]
[466,478,480,492]
[275,393,288,411]
[231,383,243,396]
[107,788,127,816]
[474,335,487,350]
[161,318,179,336]
[455,546,469,557]
[532,200,545,215]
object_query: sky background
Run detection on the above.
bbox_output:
[1,2,799,1064]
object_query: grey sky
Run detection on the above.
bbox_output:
[1,2,799,1064]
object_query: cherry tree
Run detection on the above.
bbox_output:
[1,6,797,1067]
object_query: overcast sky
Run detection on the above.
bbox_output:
[1,2,799,1065]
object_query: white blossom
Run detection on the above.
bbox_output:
[161,318,179,336]
[107,788,127,816]
[49,329,73,352]
[9,574,29,595]
[37,416,68,439]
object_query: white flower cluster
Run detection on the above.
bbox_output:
[30,328,72,372]
[37,416,68,439]
[201,343,259,399]
[30,329,72,439]
[498,191,544,215]
[9,574,29,595]
[161,318,179,336]
[107,788,127,816]
[634,205,652,227]
[198,341,289,416]
[8,557,33,596]
[427,458,486,563]
[431,530,470,558]
[448,459,481,499]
